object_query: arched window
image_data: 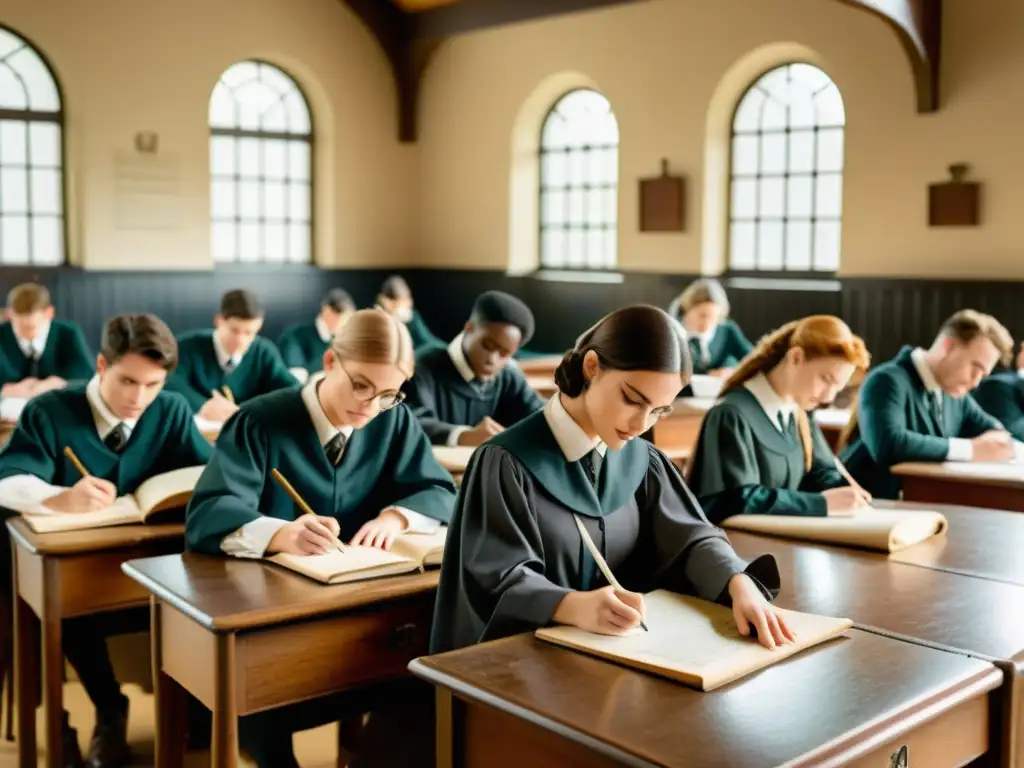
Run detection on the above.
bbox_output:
[729,63,844,272]
[0,27,64,266]
[209,61,312,264]
[539,89,618,270]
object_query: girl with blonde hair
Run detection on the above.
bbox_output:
[669,277,753,377]
[687,315,871,524]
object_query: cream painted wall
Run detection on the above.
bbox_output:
[1,0,411,269]
[415,0,1024,279]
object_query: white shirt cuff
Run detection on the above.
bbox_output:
[388,506,441,534]
[446,426,470,447]
[946,437,973,462]
[0,475,67,515]
[220,516,290,559]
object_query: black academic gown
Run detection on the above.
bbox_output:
[430,410,780,653]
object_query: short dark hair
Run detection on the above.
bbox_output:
[469,291,535,346]
[380,275,411,301]
[554,305,691,397]
[100,314,178,371]
[7,283,52,314]
[322,288,355,313]
[219,289,264,320]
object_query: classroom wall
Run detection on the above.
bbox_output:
[0,0,412,270]
[415,0,1024,279]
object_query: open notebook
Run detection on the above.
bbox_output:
[688,374,724,399]
[269,526,449,585]
[721,507,948,553]
[536,590,852,692]
[23,465,205,533]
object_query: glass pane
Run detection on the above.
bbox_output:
[587,189,603,224]
[567,228,585,268]
[541,151,567,186]
[541,190,565,225]
[788,130,814,173]
[602,147,618,184]
[284,91,311,134]
[288,141,311,181]
[815,173,843,217]
[0,30,23,59]
[211,180,235,219]
[758,221,784,270]
[603,231,616,267]
[785,220,812,270]
[239,181,260,219]
[789,95,816,130]
[0,120,27,165]
[731,178,756,219]
[757,67,790,101]
[586,231,605,269]
[31,216,62,265]
[566,149,585,186]
[731,135,758,175]
[816,84,845,127]
[289,183,310,222]
[29,123,60,167]
[603,188,617,224]
[30,168,60,214]
[264,223,286,262]
[9,48,60,112]
[260,139,286,180]
[541,229,565,268]
[760,133,786,174]
[264,182,286,218]
[790,63,831,92]
[567,189,584,225]
[760,98,786,131]
[234,81,278,131]
[1,215,29,263]
[220,61,260,88]
[261,99,288,132]
[729,222,756,269]
[816,128,844,172]
[209,84,236,128]
[238,223,259,261]
[758,177,784,218]
[786,176,813,217]
[238,138,261,178]
[813,221,841,270]
[0,66,27,110]
[211,222,235,261]
[210,136,235,177]
[288,224,311,263]
[1,168,28,212]
[541,113,567,150]
[733,89,765,132]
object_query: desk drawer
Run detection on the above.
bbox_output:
[239,591,434,714]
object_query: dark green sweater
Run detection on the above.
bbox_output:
[0,384,212,492]
[973,372,1024,443]
[0,320,94,388]
[185,388,457,554]
[679,319,753,375]
[840,346,1000,499]
[407,310,446,357]
[276,321,328,374]
[688,387,843,523]
[164,331,297,411]
[403,345,545,445]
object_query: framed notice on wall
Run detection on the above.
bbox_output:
[639,159,685,232]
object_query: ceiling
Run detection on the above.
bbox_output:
[390,0,461,11]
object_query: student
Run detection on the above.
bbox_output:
[841,309,1018,499]
[973,342,1024,442]
[431,304,790,656]
[0,282,93,399]
[403,290,545,446]
[185,308,456,768]
[669,278,753,377]
[276,288,356,382]
[0,313,211,768]
[376,274,445,355]
[165,289,296,424]
[686,316,872,524]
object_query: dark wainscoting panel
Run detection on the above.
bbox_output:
[2,266,1022,365]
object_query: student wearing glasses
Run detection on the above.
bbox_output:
[185,308,457,767]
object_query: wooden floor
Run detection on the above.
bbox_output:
[0,682,342,767]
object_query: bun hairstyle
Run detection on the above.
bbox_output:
[554,305,692,397]
[721,315,870,470]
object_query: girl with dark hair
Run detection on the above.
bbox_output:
[687,316,872,524]
[430,304,791,655]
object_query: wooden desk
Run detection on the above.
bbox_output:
[7,518,185,768]
[728,532,1024,766]
[0,420,13,447]
[525,376,557,400]
[652,398,714,451]
[122,553,439,767]
[412,630,1001,767]
[516,356,563,379]
[812,407,850,450]
[893,461,1024,513]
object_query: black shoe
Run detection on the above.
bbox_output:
[62,722,86,768]
[85,700,131,768]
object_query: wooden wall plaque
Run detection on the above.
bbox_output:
[928,163,980,227]
[639,159,685,232]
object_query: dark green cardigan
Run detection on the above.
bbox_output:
[0,320,94,388]
[973,371,1024,442]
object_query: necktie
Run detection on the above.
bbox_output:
[777,411,791,434]
[26,351,39,379]
[325,432,348,466]
[224,358,237,374]
[104,423,128,453]
[688,337,703,368]
[583,448,603,488]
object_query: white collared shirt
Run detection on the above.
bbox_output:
[696,325,718,365]
[315,316,332,344]
[212,331,243,371]
[443,333,476,447]
[220,373,440,559]
[542,393,606,462]
[16,321,50,360]
[743,373,796,433]
[910,347,973,462]
[0,374,134,514]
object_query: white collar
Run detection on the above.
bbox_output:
[542,394,606,462]
[16,322,50,358]
[86,375,137,438]
[911,347,942,397]
[301,372,355,448]
[315,316,332,343]
[1017,368,1024,380]
[447,332,476,383]
[212,330,244,370]
[743,373,795,431]
[697,324,718,345]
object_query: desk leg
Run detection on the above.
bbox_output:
[152,600,187,768]
[40,560,63,768]
[211,634,238,768]
[14,594,38,768]
[435,689,457,768]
